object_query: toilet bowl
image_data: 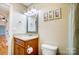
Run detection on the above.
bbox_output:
[41,44,58,55]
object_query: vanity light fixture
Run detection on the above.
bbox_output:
[24,9,37,16]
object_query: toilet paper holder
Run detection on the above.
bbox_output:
[27,45,33,54]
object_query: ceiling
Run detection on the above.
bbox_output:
[0,3,32,16]
[0,4,9,16]
[22,3,32,7]
[0,3,9,11]
[0,3,32,12]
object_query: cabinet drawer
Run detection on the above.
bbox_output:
[25,38,38,46]
[14,38,25,47]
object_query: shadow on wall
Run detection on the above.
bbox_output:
[74,4,79,55]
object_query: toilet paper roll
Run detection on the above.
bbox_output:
[27,47,33,54]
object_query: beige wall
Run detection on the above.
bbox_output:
[27,3,71,54]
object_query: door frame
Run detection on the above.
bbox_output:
[3,4,13,55]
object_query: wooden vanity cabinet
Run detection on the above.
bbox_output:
[14,37,38,55]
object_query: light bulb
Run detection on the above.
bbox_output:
[31,9,36,12]
[24,13,28,15]
[2,19,6,22]
[27,11,32,14]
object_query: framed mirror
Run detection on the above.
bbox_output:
[27,14,38,33]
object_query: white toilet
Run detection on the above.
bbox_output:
[41,44,58,55]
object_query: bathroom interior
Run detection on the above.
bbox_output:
[0,4,9,55]
[0,3,79,55]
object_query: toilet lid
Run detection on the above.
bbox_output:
[42,44,58,50]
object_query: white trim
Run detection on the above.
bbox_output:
[7,4,13,55]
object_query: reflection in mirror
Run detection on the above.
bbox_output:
[27,13,38,33]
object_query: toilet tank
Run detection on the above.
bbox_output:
[41,44,58,55]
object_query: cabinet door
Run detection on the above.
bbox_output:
[26,39,38,55]
[14,44,19,55]
[14,44,25,55]
[19,46,25,55]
